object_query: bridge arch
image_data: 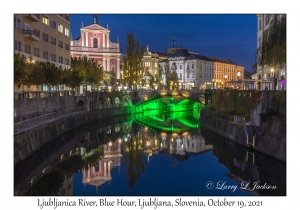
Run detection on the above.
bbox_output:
[77,100,85,107]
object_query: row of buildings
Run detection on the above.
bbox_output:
[14,14,285,92]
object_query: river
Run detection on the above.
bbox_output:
[14,111,286,196]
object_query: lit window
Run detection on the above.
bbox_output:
[58,24,63,33]
[65,28,69,36]
[42,16,49,25]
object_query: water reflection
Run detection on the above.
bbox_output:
[15,111,286,196]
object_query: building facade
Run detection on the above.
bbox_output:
[14,14,71,91]
[256,14,286,90]
[159,48,244,90]
[70,15,121,80]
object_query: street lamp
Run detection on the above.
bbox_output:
[224,74,227,89]
[212,79,214,89]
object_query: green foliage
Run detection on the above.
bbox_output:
[257,15,286,68]
[14,53,29,87]
[272,91,286,108]
[123,32,144,88]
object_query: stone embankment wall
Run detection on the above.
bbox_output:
[14,91,76,120]
[14,106,132,165]
[254,115,286,162]
[200,111,247,146]
[200,111,286,162]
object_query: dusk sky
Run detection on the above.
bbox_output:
[71,14,257,72]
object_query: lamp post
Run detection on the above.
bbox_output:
[224,74,227,89]
[212,79,214,89]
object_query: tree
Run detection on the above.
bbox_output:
[257,15,286,69]
[14,53,28,88]
[123,32,144,89]
[165,59,171,90]
[63,68,84,90]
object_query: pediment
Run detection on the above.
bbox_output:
[82,24,108,31]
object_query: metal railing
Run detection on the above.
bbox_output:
[14,107,86,135]
[23,29,40,38]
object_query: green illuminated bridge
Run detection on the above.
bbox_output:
[132,90,205,132]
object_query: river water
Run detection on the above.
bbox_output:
[14,112,286,196]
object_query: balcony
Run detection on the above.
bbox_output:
[23,14,40,22]
[23,30,40,41]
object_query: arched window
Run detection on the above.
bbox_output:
[93,38,98,48]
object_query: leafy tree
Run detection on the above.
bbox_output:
[257,14,286,68]
[63,68,84,90]
[123,32,144,89]
[257,14,286,84]
[165,59,171,90]
[14,53,28,88]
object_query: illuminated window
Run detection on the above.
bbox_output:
[58,24,63,33]
[65,28,69,36]
[42,16,49,25]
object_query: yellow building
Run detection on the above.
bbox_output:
[14,14,71,91]
[212,58,244,89]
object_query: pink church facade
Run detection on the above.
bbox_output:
[70,16,121,79]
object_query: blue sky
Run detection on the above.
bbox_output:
[71,14,257,72]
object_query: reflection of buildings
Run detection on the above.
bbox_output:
[131,125,212,162]
[82,141,122,188]
[162,132,212,156]
[57,176,73,196]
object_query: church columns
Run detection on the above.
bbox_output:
[106,33,109,48]
[81,31,84,46]
[117,58,120,79]
[103,57,107,70]
[85,32,88,47]
[107,57,110,71]
[103,33,105,48]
